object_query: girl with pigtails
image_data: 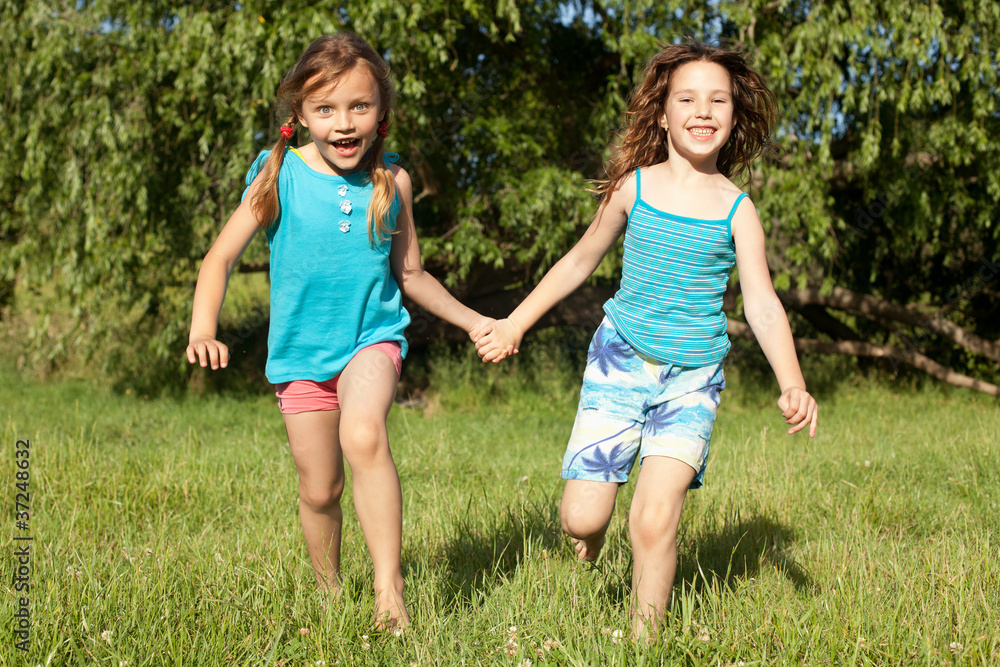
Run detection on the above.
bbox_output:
[187,32,495,631]
[477,40,819,639]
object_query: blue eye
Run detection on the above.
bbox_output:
[319,106,331,114]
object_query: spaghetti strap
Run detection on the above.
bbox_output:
[726,192,748,222]
[635,168,642,199]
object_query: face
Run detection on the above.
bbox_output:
[297,65,383,175]
[659,60,735,166]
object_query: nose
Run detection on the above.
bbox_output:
[332,109,353,131]
[695,99,712,118]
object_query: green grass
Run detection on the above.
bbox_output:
[1,347,998,666]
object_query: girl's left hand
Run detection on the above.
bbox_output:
[467,316,497,344]
[777,387,818,437]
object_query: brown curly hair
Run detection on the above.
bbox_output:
[595,40,777,205]
[251,33,397,243]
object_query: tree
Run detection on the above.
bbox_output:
[2,0,998,393]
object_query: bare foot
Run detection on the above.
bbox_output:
[373,585,409,634]
[630,613,661,644]
[316,572,343,600]
[571,534,605,563]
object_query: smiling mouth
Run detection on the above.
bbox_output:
[689,127,716,137]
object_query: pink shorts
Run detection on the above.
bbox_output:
[274,341,403,414]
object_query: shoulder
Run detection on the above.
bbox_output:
[714,174,752,216]
[390,164,412,198]
[730,189,762,245]
[606,169,638,218]
[245,149,272,185]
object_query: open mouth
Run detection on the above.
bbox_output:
[331,138,360,155]
[688,127,716,138]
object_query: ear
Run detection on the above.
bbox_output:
[658,112,668,132]
[292,106,307,130]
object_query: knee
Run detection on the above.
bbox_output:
[628,500,680,551]
[340,416,388,460]
[299,479,345,512]
[560,502,607,539]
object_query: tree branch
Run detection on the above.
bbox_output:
[727,318,1000,396]
[778,286,1000,362]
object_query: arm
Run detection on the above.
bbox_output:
[389,166,494,342]
[475,176,634,362]
[186,182,263,370]
[732,200,818,436]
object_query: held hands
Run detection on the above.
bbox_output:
[777,386,818,437]
[186,337,229,370]
[475,317,522,363]
[467,316,498,345]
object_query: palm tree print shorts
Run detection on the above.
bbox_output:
[561,318,725,489]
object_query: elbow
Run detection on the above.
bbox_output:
[396,267,426,293]
[199,251,233,279]
[743,295,787,333]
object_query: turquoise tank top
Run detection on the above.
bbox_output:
[244,148,410,384]
[603,168,745,367]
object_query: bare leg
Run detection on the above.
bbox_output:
[336,348,408,630]
[628,456,696,641]
[560,479,620,562]
[283,410,346,594]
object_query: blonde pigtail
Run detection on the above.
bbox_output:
[250,120,296,228]
[364,134,397,244]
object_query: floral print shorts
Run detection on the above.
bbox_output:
[561,318,725,489]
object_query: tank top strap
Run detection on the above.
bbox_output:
[635,168,642,199]
[726,192,749,222]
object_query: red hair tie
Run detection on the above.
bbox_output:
[377,120,389,138]
[280,126,294,139]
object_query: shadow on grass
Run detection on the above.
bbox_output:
[594,511,812,609]
[438,490,564,606]
[678,511,812,593]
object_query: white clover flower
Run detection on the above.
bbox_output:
[100,629,112,643]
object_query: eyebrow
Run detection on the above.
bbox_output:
[672,89,731,95]
[309,95,374,106]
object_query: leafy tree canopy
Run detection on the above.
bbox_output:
[2,0,998,390]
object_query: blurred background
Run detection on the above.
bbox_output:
[2,0,997,396]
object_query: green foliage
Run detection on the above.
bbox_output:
[2,0,999,388]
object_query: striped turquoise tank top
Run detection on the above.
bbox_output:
[603,168,746,367]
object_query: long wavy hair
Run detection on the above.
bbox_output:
[251,33,397,243]
[595,40,777,205]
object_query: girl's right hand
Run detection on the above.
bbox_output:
[475,318,521,363]
[186,337,229,370]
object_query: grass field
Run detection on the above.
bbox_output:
[1,344,998,666]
